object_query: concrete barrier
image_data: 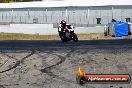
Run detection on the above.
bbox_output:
[75,26,104,34]
[0,24,104,35]
[0,24,57,35]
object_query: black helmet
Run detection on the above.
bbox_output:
[61,20,66,26]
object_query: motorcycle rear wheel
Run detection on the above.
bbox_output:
[73,33,78,42]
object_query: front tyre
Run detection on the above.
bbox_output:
[61,36,67,42]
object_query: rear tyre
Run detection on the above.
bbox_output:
[104,25,109,36]
[128,30,131,35]
[104,28,107,36]
[73,33,78,42]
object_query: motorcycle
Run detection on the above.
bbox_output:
[58,25,78,42]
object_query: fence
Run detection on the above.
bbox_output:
[0,6,132,26]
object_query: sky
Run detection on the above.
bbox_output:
[0,0,132,8]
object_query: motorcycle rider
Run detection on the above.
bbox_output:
[58,20,74,39]
[58,20,67,38]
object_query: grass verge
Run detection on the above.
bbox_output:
[0,33,111,40]
[77,33,112,39]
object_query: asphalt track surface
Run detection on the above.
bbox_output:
[0,39,132,88]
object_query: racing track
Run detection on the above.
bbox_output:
[0,39,132,88]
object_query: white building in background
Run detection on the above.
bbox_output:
[0,0,132,27]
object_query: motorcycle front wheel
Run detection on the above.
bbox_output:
[61,36,68,42]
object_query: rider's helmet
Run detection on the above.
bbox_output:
[60,20,66,27]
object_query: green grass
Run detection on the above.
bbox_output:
[0,33,109,40]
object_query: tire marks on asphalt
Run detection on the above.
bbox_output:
[40,48,77,84]
[40,54,66,75]
[0,50,35,73]
[0,85,5,88]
